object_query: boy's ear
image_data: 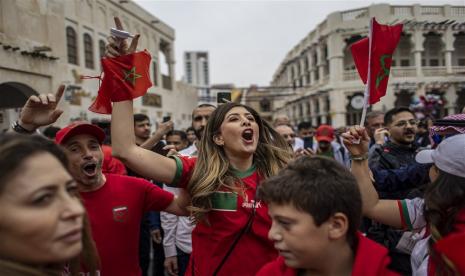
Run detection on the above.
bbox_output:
[327,212,349,240]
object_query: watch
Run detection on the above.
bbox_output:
[350,153,369,161]
[12,121,36,134]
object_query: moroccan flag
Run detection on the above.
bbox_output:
[89,50,152,114]
[350,18,403,105]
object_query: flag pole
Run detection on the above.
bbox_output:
[359,18,373,127]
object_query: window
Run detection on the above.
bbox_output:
[66,27,78,65]
[429,59,439,67]
[152,61,157,86]
[260,98,271,112]
[99,40,106,60]
[400,59,410,67]
[83,34,94,69]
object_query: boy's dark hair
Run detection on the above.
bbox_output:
[134,113,149,123]
[186,126,195,133]
[258,156,362,248]
[166,130,187,141]
[297,121,313,131]
[384,107,415,126]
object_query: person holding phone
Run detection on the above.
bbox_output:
[296,121,315,152]
[365,111,386,148]
[108,17,293,276]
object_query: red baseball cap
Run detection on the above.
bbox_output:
[315,125,334,143]
[55,121,105,145]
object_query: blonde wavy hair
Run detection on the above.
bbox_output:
[187,103,293,222]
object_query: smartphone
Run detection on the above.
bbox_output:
[217,92,231,105]
[152,141,169,156]
[303,137,313,150]
[162,116,171,123]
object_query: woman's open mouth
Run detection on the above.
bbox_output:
[242,129,254,144]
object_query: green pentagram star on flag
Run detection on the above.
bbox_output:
[123,66,142,85]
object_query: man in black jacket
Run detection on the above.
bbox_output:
[368,107,429,274]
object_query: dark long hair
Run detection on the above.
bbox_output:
[424,169,465,275]
[0,133,100,275]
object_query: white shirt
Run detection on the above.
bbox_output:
[160,144,197,256]
[398,198,428,276]
[293,137,304,152]
[161,185,194,256]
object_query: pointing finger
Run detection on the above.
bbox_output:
[114,16,124,30]
[128,34,140,53]
[55,85,65,103]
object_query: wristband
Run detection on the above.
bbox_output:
[12,121,36,134]
[350,153,369,161]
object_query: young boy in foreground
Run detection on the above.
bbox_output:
[257,156,398,276]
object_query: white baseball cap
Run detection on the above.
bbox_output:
[415,134,465,178]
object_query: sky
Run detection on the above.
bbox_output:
[134,0,463,87]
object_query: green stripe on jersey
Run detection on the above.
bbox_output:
[170,155,183,187]
[211,191,237,211]
[230,164,256,178]
[400,200,413,230]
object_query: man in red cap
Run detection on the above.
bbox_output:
[315,125,350,167]
[13,87,189,276]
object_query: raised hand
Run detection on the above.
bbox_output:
[373,127,389,145]
[164,144,178,157]
[341,126,370,157]
[105,17,140,57]
[19,85,65,131]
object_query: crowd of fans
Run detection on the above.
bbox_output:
[1,17,465,276]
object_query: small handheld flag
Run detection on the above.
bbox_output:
[89,50,152,114]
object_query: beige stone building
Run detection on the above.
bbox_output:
[269,4,465,127]
[0,0,197,132]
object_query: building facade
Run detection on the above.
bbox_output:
[270,4,465,127]
[183,51,211,104]
[0,0,197,131]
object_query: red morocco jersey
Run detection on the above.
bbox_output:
[170,156,277,276]
[256,233,399,276]
[80,174,175,276]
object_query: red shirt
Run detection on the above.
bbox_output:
[171,156,277,276]
[81,174,174,276]
[256,233,399,276]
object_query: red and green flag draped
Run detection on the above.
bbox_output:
[350,18,403,105]
[89,50,152,114]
